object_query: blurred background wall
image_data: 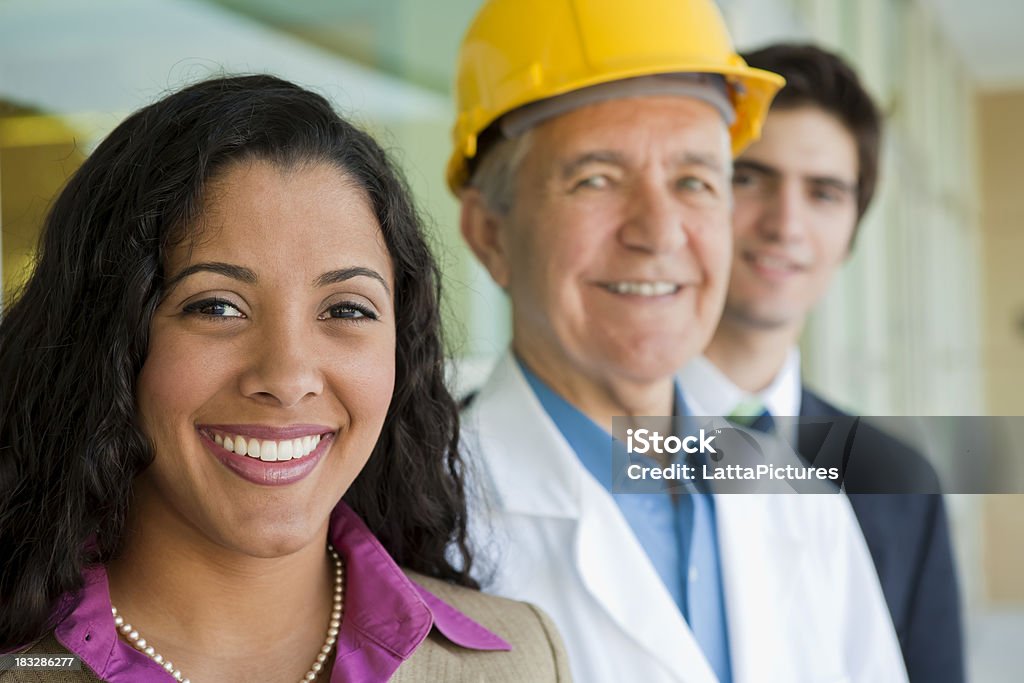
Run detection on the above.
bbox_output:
[1,0,1022,678]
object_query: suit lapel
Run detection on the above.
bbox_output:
[797,387,867,484]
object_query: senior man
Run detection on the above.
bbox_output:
[449,2,909,682]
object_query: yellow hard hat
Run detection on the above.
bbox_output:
[447,0,785,192]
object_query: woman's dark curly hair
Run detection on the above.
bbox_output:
[0,74,476,647]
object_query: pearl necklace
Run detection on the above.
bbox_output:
[111,544,344,683]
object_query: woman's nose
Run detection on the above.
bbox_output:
[237,316,324,408]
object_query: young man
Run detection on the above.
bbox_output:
[450,4,909,681]
[681,44,964,683]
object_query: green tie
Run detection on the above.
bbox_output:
[728,396,766,425]
[729,397,775,433]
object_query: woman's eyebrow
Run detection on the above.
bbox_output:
[165,262,258,289]
[314,267,391,295]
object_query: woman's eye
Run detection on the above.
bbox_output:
[319,303,378,321]
[183,298,245,318]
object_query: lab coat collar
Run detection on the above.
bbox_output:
[465,352,582,519]
[468,351,810,682]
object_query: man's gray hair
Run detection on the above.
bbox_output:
[468,129,535,215]
[469,73,736,214]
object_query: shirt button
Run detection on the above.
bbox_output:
[689,567,699,583]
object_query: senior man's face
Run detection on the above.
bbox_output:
[471,96,732,390]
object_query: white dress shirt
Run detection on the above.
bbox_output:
[680,348,803,443]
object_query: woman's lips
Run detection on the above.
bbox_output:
[197,426,335,486]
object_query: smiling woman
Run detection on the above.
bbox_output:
[0,76,570,682]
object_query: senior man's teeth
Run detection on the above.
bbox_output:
[213,432,323,462]
[604,281,679,296]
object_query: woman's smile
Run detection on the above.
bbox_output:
[198,423,338,486]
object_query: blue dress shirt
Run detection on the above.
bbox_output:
[520,362,733,683]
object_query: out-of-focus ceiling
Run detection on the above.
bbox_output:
[211,0,1024,91]
[208,0,483,93]
[920,0,1024,90]
[0,0,448,127]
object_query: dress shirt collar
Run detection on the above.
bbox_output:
[679,347,803,419]
[518,358,689,491]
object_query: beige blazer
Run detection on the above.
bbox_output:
[2,572,571,682]
[392,571,572,682]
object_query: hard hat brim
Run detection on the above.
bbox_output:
[447,63,784,192]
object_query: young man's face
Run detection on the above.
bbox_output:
[725,106,860,333]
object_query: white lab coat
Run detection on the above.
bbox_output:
[461,353,908,683]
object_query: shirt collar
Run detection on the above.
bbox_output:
[328,502,510,657]
[519,361,614,488]
[518,358,689,491]
[679,348,803,418]
[764,348,802,418]
[679,355,747,418]
[38,501,508,682]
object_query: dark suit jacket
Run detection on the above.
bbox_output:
[800,387,965,683]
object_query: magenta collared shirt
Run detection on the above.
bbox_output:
[39,502,509,682]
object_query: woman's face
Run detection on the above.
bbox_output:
[135,159,396,557]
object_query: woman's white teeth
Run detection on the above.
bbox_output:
[279,440,294,461]
[262,441,278,462]
[213,432,322,461]
[605,281,679,296]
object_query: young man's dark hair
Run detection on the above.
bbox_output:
[742,43,882,227]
